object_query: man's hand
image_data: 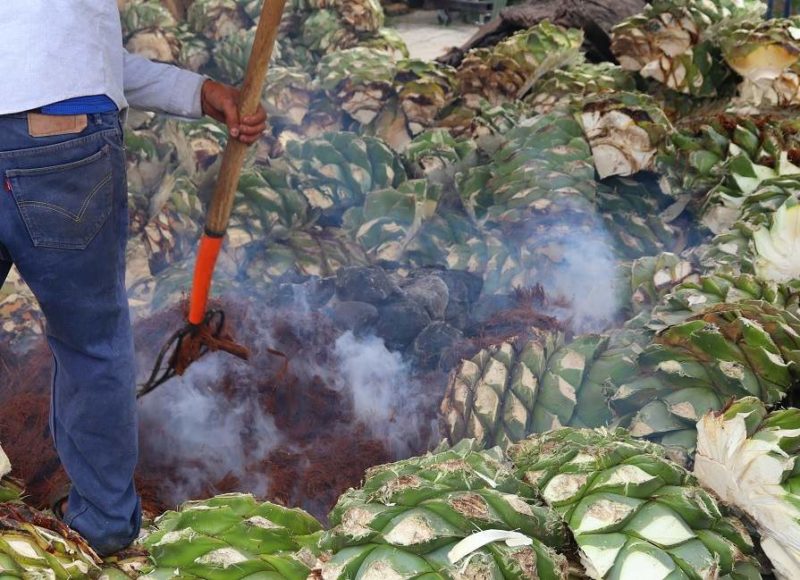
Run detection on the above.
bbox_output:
[200,79,267,145]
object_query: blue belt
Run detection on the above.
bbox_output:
[41,95,117,115]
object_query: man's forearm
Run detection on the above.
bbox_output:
[123,50,205,118]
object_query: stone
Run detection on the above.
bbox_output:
[412,322,464,370]
[402,275,449,321]
[329,301,379,335]
[375,299,432,351]
[335,266,398,305]
[270,276,336,310]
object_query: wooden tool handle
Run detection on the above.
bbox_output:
[204,0,287,236]
[187,0,286,325]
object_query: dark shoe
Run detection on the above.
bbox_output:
[46,483,71,521]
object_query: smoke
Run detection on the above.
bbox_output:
[540,224,620,333]
[134,286,441,514]
[332,332,435,457]
[137,352,283,504]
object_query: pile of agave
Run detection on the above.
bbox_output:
[5,0,800,577]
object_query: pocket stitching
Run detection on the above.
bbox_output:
[17,172,112,223]
[6,145,109,178]
[8,147,115,250]
[0,129,117,161]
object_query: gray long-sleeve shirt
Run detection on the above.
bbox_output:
[0,1,206,117]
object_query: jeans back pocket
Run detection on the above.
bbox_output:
[6,145,114,250]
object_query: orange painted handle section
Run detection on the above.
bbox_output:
[188,235,223,325]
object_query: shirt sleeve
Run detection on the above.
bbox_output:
[122,50,206,118]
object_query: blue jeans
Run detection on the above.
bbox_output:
[0,112,140,555]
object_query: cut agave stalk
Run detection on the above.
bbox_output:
[0,503,102,578]
[611,0,766,97]
[577,92,673,179]
[695,397,800,579]
[703,178,800,282]
[0,446,23,504]
[721,17,800,107]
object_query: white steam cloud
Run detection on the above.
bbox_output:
[138,353,282,503]
[543,226,620,332]
[333,331,435,457]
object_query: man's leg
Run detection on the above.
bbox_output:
[0,113,140,555]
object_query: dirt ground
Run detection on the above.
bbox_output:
[390,10,478,61]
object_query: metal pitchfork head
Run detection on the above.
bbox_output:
[138,308,250,398]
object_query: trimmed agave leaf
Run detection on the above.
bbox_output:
[440,328,644,450]
[120,0,176,40]
[702,152,800,234]
[402,129,478,181]
[126,28,181,64]
[317,47,397,126]
[186,0,249,43]
[335,0,385,34]
[187,0,249,41]
[612,301,800,457]
[658,112,800,200]
[362,96,414,153]
[234,166,312,237]
[240,227,369,287]
[596,177,689,260]
[617,253,699,316]
[403,208,486,274]
[396,60,457,136]
[458,110,596,228]
[175,23,212,72]
[161,119,226,197]
[133,161,204,275]
[141,493,322,579]
[510,428,762,580]
[526,62,637,115]
[211,27,257,85]
[284,131,406,223]
[649,270,800,331]
[457,22,584,108]
[0,273,43,355]
[695,397,800,579]
[438,108,625,298]
[317,440,570,579]
[300,9,360,55]
[435,98,533,141]
[342,179,440,262]
[359,27,410,60]
[125,126,176,201]
[262,66,313,128]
